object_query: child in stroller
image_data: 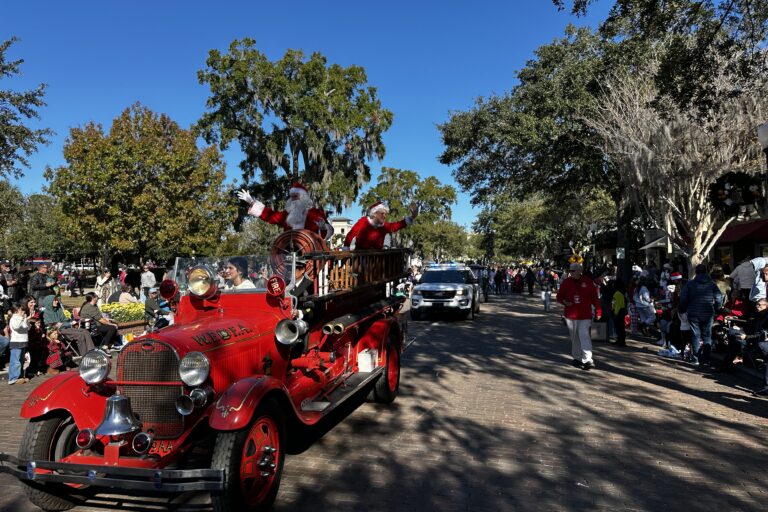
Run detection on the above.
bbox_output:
[45,326,76,374]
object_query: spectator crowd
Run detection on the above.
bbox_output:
[0,261,172,385]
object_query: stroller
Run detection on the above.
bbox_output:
[45,329,76,374]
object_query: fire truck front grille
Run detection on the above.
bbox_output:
[421,290,456,299]
[117,340,183,439]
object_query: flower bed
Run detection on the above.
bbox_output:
[100,303,145,323]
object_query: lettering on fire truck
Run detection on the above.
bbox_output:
[149,440,174,456]
[191,324,253,346]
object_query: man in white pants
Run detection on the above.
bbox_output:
[556,263,602,370]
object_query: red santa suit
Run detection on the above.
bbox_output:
[244,182,332,239]
[344,216,410,250]
[255,205,330,236]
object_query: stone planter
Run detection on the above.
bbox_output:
[116,320,146,337]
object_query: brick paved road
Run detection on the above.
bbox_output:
[0,294,766,511]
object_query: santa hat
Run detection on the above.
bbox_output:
[369,201,389,215]
[289,182,309,198]
[669,272,682,281]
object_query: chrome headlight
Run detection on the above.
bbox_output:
[187,266,218,298]
[455,288,466,295]
[179,351,210,386]
[79,349,112,384]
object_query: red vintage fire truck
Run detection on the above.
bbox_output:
[0,231,409,511]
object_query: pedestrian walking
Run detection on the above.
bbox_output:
[679,264,723,366]
[556,262,602,370]
[538,268,556,311]
[140,264,157,300]
[612,280,628,346]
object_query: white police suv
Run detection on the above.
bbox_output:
[410,264,480,320]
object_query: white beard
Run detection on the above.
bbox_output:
[368,216,384,228]
[285,196,312,229]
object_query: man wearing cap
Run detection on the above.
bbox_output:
[237,183,333,240]
[343,201,418,251]
[28,263,56,301]
[0,260,15,307]
[556,262,602,370]
[144,287,171,326]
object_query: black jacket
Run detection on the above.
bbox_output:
[28,272,54,300]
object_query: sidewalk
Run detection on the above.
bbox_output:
[611,324,765,389]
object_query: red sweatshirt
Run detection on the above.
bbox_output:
[556,276,601,320]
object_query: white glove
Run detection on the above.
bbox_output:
[237,189,256,205]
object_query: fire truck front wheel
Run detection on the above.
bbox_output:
[211,399,286,512]
[18,414,90,511]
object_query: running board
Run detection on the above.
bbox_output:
[301,367,385,414]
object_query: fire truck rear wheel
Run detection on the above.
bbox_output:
[373,340,400,403]
[211,399,286,512]
[18,414,90,511]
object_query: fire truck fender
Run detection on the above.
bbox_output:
[209,375,290,431]
[20,372,109,427]
[358,317,403,354]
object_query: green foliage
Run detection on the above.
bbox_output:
[101,302,145,323]
[439,26,618,206]
[197,39,393,213]
[0,37,52,178]
[475,191,616,262]
[217,218,281,256]
[418,220,468,262]
[45,103,237,265]
[555,1,768,115]
[356,167,458,257]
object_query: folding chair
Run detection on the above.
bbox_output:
[57,330,83,363]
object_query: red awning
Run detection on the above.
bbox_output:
[717,220,768,244]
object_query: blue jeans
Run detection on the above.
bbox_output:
[0,335,8,359]
[8,347,25,384]
[688,316,714,359]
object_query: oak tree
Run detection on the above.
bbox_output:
[197,40,393,213]
[45,104,236,266]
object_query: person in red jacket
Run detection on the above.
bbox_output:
[343,201,418,250]
[237,182,333,240]
[556,262,602,370]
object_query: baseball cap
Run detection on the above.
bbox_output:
[0,260,9,265]
[148,287,159,294]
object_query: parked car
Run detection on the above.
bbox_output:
[410,263,481,320]
[0,239,408,512]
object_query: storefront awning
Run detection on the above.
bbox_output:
[717,220,768,244]
[639,237,668,250]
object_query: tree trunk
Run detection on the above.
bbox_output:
[616,198,632,285]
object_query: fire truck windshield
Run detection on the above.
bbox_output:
[172,255,277,295]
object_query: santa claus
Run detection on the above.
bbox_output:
[237,183,333,240]
[343,201,418,250]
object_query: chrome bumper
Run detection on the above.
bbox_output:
[0,453,223,492]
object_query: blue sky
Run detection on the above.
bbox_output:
[3,0,610,228]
